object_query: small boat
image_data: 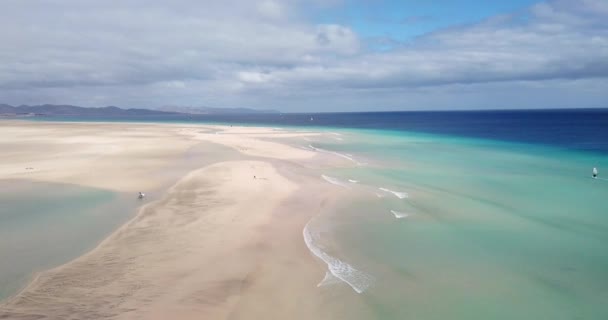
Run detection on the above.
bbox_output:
[593,167,598,178]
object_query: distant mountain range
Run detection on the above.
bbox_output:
[155,105,278,114]
[0,104,178,116]
[0,104,278,116]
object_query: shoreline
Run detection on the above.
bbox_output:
[0,190,159,303]
[0,120,355,319]
[3,114,607,319]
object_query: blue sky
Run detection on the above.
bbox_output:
[1,0,607,111]
[314,0,541,42]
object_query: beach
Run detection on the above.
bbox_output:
[0,121,365,319]
[2,118,608,320]
[2,0,607,317]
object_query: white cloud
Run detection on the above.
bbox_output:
[257,0,286,20]
[237,71,275,84]
[0,0,606,111]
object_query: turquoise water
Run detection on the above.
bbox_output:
[0,181,136,300]
[306,129,608,319]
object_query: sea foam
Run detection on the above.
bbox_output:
[317,271,342,287]
[329,132,344,141]
[390,210,409,219]
[303,221,373,294]
[379,188,408,199]
[321,175,351,189]
[309,144,363,165]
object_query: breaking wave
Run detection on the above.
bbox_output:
[309,144,363,165]
[321,175,351,189]
[303,221,374,294]
[379,188,408,199]
[390,210,409,219]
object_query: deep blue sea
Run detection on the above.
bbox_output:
[39,108,608,154]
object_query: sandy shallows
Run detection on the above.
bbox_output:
[0,121,371,320]
[0,121,318,193]
[0,160,334,319]
[0,121,202,192]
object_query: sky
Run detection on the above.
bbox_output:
[1,0,607,112]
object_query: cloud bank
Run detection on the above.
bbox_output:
[0,0,607,111]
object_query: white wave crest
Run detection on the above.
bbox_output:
[309,144,363,165]
[390,210,409,219]
[379,188,408,199]
[317,271,342,287]
[322,175,351,189]
[348,179,359,183]
[303,222,374,294]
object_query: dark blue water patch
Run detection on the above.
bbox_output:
[33,108,608,154]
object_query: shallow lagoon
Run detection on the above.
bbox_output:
[0,180,137,300]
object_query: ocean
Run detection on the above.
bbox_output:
[38,108,608,153]
[18,109,608,318]
[303,128,608,319]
